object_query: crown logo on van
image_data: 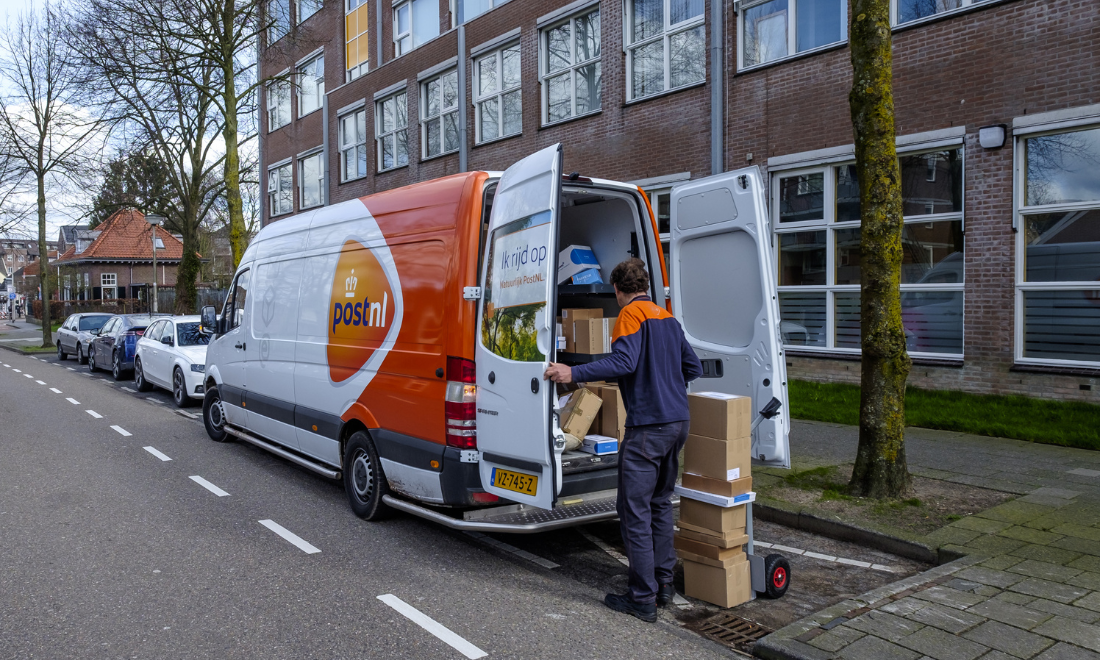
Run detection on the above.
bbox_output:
[345,269,358,298]
[327,240,397,383]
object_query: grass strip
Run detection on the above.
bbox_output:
[790,379,1100,450]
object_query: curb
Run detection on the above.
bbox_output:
[753,503,964,566]
[0,342,52,356]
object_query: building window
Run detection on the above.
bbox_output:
[459,0,506,23]
[893,0,992,26]
[376,91,408,171]
[299,152,324,209]
[475,43,521,144]
[298,0,322,23]
[346,0,370,81]
[739,0,845,69]
[774,148,964,356]
[268,163,293,216]
[266,76,291,131]
[541,8,601,124]
[1016,125,1100,366]
[420,69,458,159]
[393,0,439,57]
[625,0,704,101]
[298,54,324,116]
[340,109,368,181]
[268,0,291,43]
[101,273,117,300]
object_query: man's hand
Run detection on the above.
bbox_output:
[544,362,573,384]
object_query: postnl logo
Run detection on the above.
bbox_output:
[327,240,396,383]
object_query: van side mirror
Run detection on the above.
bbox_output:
[200,306,217,334]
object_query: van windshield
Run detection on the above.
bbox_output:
[177,322,210,346]
[79,317,108,331]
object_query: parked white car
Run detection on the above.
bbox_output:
[134,315,209,407]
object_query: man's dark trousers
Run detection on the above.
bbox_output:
[617,420,690,604]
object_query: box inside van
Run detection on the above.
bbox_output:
[200,144,789,533]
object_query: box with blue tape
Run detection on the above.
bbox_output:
[557,245,601,284]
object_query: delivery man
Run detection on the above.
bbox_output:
[545,258,702,622]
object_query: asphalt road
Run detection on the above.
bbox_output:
[0,348,926,658]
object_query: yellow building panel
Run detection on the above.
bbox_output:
[357,34,369,65]
[345,12,356,42]
[355,4,370,37]
[346,39,357,69]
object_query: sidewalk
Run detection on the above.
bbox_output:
[756,421,1100,659]
[0,318,48,349]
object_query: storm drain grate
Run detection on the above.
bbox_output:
[693,612,772,648]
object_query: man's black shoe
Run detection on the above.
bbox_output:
[656,583,676,607]
[604,593,658,622]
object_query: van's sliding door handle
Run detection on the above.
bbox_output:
[235,342,245,350]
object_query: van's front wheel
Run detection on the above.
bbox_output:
[203,385,230,442]
[344,431,391,521]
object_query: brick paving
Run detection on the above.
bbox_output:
[754,421,1100,659]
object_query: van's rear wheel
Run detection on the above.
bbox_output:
[344,431,391,521]
[203,385,230,442]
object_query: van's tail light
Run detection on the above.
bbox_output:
[445,356,477,449]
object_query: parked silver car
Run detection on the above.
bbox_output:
[56,313,112,364]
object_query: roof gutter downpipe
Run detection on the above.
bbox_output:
[710,0,725,175]
[457,0,468,173]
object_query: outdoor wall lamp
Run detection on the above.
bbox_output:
[979,124,1007,149]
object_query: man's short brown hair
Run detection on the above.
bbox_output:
[610,258,650,295]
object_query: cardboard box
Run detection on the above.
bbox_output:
[593,383,625,442]
[684,557,752,608]
[561,308,602,352]
[574,317,614,354]
[581,435,618,455]
[674,534,747,562]
[560,387,602,439]
[682,474,753,498]
[676,547,745,569]
[558,245,601,284]
[683,433,751,481]
[679,498,747,533]
[675,525,748,549]
[688,392,752,440]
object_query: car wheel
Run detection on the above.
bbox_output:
[343,430,391,521]
[134,358,153,392]
[172,368,191,408]
[76,345,87,365]
[762,554,791,599]
[112,351,126,381]
[202,385,230,442]
[88,346,98,372]
[57,342,67,360]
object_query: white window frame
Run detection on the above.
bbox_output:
[298,151,325,210]
[266,71,292,131]
[298,0,323,24]
[346,0,370,81]
[890,0,992,28]
[375,91,409,172]
[268,0,291,44]
[298,54,325,117]
[101,273,117,300]
[624,0,705,102]
[736,0,848,71]
[1013,121,1100,369]
[339,108,368,181]
[420,69,459,159]
[772,147,966,359]
[540,7,602,126]
[474,43,522,144]
[267,161,294,216]
[393,0,439,57]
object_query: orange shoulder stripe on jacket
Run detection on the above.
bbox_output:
[612,299,673,342]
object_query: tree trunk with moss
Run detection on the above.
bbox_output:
[847,0,912,499]
[37,169,52,347]
[174,205,202,314]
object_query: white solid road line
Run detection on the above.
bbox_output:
[189,476,229,497]
[49,388,61,393]
[121,387,135,392]
[753,541,900,573]
[111,425,132,437]
[66,397,79,405]
[86,410,103,419]
[578,529,629,567]
[258,519,320,554]
[377,594,487,660]
[67,367,75,371]
[464,532,560,570]
[144,447,172,461]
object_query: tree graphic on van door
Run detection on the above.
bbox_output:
[481,212,551,363]
[482,301,541,362]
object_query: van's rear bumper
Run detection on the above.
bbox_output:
[382,489,620,533]
[439,447,619,506]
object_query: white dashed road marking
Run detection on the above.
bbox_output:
[49,388,61,393]
[85,410,102,419]
[23,373,31,378]
[144,447,172,461]
[67,367,75,371]
[122,387,135,392]
[189,476,229,497]
[35,380,45,385]
[377,594,487,659]
[110,426,132,437]
[12,368,20,372]
[258,520,319,554]
[66,398,80,405]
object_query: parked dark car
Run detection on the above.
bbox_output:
[88,314,169,381]
[56,313,112,364]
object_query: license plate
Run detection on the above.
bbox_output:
[491,467,538,496]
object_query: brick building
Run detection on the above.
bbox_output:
[260,0,1100,402]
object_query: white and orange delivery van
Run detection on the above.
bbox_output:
[199,144,790,532]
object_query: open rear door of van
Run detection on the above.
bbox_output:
[476,144,563,509]
[669,167,791,468]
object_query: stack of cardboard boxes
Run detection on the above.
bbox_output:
[557,383,626,454]
[560,308,616,355]
[675,392,755,608]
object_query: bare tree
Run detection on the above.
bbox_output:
[0,2,109,346]
[847,0,912,498]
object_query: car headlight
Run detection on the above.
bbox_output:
[190,364,205,373]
